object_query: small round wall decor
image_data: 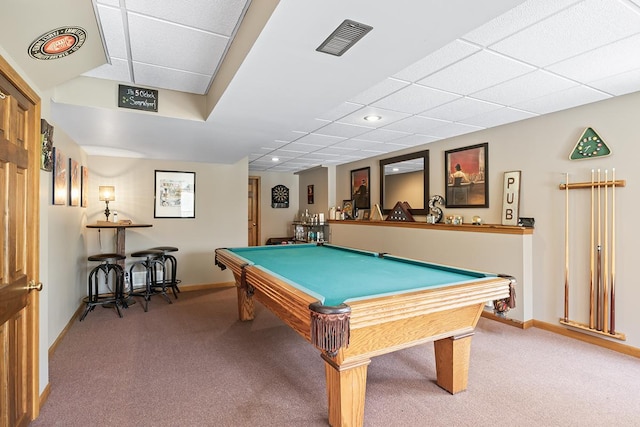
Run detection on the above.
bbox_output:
[28,27,87,60]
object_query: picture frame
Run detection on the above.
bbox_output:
[40,118,53,172]
[154,170,196,218]
[52,147,67,205]
[307,184,314,204]
[351,166,370,209]
[444,143,489,208]
[69,158,80,206]
[81,166,89,207]
[361,210,370,221]
[342,199,354,220]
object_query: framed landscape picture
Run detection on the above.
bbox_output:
[154,170,196,218]
[444,143,489,208]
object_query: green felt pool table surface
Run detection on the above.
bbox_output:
[226,243,495,306]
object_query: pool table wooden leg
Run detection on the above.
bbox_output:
[434,332,474,394]
[322,355,371,427]
[235,284,255,321]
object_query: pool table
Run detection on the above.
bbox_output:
[214,243,515,427]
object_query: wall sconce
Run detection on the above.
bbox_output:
[98,186,115,221]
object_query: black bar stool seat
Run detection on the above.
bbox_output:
[128,249,172,312]
[149,246,181,298]
[81,253,126,321]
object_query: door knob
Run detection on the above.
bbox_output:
[27,280,43,292]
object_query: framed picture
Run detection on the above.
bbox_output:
[81,166,89,207]
[307,184,314,204]
[342,199,354,220]
[40,118,53,172]
[154,170,196,218]
[69,158,80,206]
[444,143,488,208]
[351,166,370,209]
[52,147,67,205]
[361,210,370,221]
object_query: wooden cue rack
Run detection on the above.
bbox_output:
[559,172,626,341]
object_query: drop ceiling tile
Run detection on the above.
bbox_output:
[388,134,439,147]
[294,133,344,147]
[317,102,363,121]
[426,122,484,139]
[489,0,640,67]
[588,69,640,96]
[513,85,611,114]
[423,97,503,122]
[292,119,330,133]
[314,122,372,139]
[97,0,120,7]
[371,84,460,114]
[356,128,411,143]
[97,5,128,59]
[126,0,249,35]
[418,50,535,95]
[337,107,410,128]
[471,70,577,105]
[132,62,211,94]
[83,57,131,82]
[349,78,410,105]
[383,115,449,134]
[460,107,537,128]
[283,141,325,152]
[128,13,228,75]
[462,0,582,46]
[393,40,480,82]
[313,146,359,156]
[547,34,640,83]
[337,139,386,150]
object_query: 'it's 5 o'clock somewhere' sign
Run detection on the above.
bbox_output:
[118,84,158,112]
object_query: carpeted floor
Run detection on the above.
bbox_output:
[32,287,640,427]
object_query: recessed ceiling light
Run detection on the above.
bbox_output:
[364,115,382,122]
[272,157,279,162]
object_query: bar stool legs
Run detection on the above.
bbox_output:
[149,246,181,299]
[81,253,126,321]
[128,250,172,312]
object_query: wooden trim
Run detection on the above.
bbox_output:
[481,310,532,329]
[328,219,533,235]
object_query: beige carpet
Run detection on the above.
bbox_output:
[32,287,640,426]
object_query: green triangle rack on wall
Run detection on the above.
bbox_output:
[569,127,611,160]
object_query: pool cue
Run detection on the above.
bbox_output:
[564,172,569,323]
[589,169,595,329]
[610,168,616,334]
[596,169,602,331]
[603,170,608,333]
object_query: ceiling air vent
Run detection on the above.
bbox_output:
[316,19,373,56]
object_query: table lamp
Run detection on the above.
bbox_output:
[98,186,115,221]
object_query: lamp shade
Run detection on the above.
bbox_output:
[99,186,115,202]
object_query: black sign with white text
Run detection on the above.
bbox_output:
[118,85,158,112]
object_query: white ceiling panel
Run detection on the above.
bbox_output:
[314,122,372,139]
[371,84,460,114]
[418,50,535,95]
[337,139,386,150]
[589,69,640,96]
[294,133,344,147]
[423,97,503,122]
[462,0,582,46]
[547,34,640,84]
[489,0,640,67]
[388,134,439,147]
[393,40,480,83]
[291,119,330,134]
[127,13,228,75]
[513,85,611,115]
[349,78,410,105]
[426,122,484,139]
[337,107,410,128]
[132,62,211,94]
[83,58,131,82]
[383,116,450,134]
[460,107,538,128]
[126,0,249,35]
[317,102,364,122]
[96,4,128,59]
[356,128,411,143]
[471,70,577,106]
[97,0,121,6]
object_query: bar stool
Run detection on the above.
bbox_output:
[80,253,126,321]
[149,246,181,299]
[128,249,172,312]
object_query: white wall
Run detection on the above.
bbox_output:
[252,171,299,244]
[336,91,640,349]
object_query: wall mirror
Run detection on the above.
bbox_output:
[379,150,429,215]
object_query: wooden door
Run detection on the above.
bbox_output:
[0,55,41,427]
[248,177,260,246]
